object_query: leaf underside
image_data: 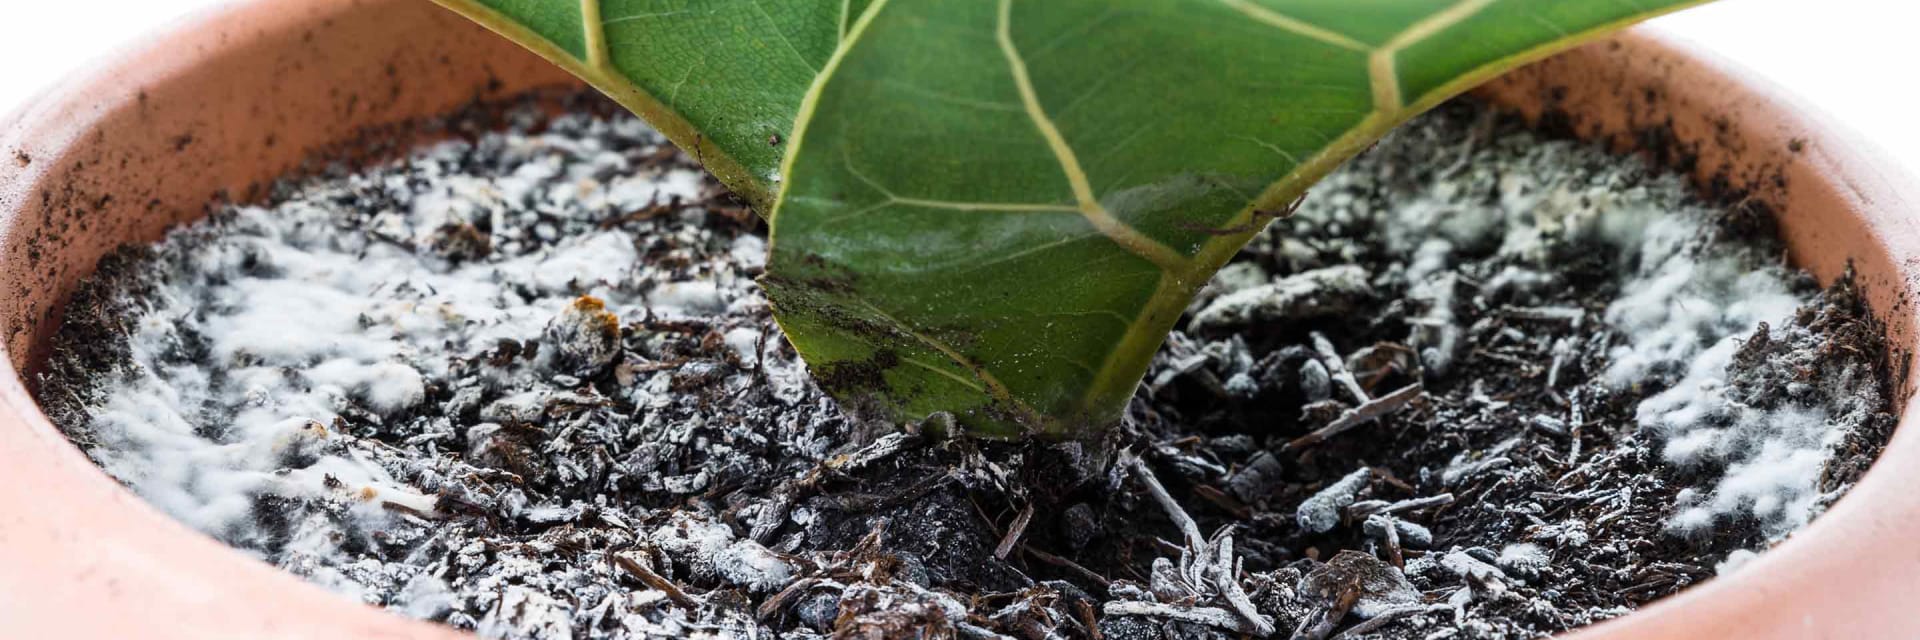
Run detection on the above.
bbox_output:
[434,0,1709,438]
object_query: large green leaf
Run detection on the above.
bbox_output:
[431,0,877,210]
[432,0,1710,437]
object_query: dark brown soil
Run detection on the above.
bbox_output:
[36,95,1895,640]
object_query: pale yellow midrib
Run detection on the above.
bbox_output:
[1218,0,1369,52]
[1366,0,1498,110]
[581,0,610,70]
[996,0,1188,275]
[838,0,853,41]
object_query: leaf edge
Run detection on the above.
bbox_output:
[427,0,777,212]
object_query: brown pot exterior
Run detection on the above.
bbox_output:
[0,1,1913,637]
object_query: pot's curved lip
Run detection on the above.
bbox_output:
[0,1,1917,638]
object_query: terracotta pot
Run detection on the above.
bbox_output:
[0,0,1913,637]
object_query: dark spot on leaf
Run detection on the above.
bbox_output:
[814,348,898,398]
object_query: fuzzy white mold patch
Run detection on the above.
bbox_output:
[1306,123,1839,540]
[77,114,708,556]
[1596,196,1831,538]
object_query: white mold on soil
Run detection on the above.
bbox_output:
[39,99,1892,640]
[1314,108,1865,540]
[78,113,709,551]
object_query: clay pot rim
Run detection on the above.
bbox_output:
[1,1,1916,637]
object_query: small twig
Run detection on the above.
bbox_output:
[1126,453,1278,636]
[994,503,1036,560]
[1285,382,1423,451]
[1076,600,1105,640]
[1291,584,1360,640]
[1021,545,1112,588]
[1529,414,1570,437]
[595,197,676,229]
[756,577,820,620]
[1439,107,1496,177]
[379,500,443,521]
[1104,601,1268,635]
[1212,535,1276,636]
[822,470,952,513]
[1297,467,1373,534]
[1567,388,1586,464]
[1383,493,1454,514]
[828,432,917,473]
[1569,420,1585,463]
[1125,455,1205,551]
[1329,604,1450,639]
[1368,514,1404,568]
[1501,306,1584,322]
[957,622,1015,640]
[1147,536,1188,558]
[1312,332,1370,405]
[622,358,689,373]
[1192,483,1252,520]
[611,552,698,609]
[1472,348,1533,367]
[1556,451,1619,489]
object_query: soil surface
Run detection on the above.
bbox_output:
[40,96,1894,640]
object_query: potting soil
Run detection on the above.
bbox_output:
[39,96,1894,639]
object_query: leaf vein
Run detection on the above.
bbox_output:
[839,147,1078,217]
[600,9,690,26]
[751,0,822,73]
[1368,0,1498,110]
[838,0,852,41]
[854,299,1042,426]
[1218,0,1372,51]
[1236,135,1300,166]
[881,78,1026,113]
[900,356,986,393]
[580,0,610,70]
[667,59,702,107]
[996,0,1188,273]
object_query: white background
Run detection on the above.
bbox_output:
[1,1,1918,172]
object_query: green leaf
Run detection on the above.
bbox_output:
[432,0,876,210]
[432,0,1709,438]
